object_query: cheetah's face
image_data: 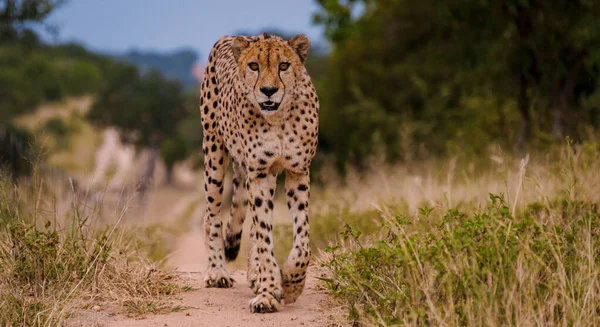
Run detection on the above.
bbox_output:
[232,35,310,116]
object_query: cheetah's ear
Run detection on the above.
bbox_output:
[232,36,250,62]
[288,34,310,64]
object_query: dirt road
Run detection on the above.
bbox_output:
[69,198,333,327]
[89,269,329,327]
[71,259,330,327]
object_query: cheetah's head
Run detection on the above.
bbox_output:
[232,33,310,116]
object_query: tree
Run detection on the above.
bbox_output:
[0,0,65,179]
[88,66,187,191]
[476,0,600,152]
[0,0,65,43]
[314,0,600,168]
[314,0,514,167]
[0,125,33,180]
[527,0,600,139]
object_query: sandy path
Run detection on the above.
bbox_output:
[78,269,329,327]
[70,196,332,327]
[72,244,330,327]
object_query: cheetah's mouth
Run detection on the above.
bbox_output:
[259,101,280,112]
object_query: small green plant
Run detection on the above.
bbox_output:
[0,168,180,326]
[322,196,600,326]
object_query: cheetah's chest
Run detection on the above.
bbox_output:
[223,114,315,174]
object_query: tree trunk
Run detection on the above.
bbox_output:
[551,93,566,139]
[516,70,531,157]
[507,2,538,158]
[561,59,583,140]
[165,164,174,186]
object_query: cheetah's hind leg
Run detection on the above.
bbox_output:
[224,161,248,261]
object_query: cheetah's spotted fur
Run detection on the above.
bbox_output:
[199,33,319,313]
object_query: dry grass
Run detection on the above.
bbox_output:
[0,168,180,327]
[313,141,600,326]
[313,143,599,218]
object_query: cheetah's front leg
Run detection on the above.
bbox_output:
[202,144,233,288]
[246,171,282,313]
[281,170,312,303]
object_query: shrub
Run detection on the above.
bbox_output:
[0,169,177,326]
[322,195,600,326]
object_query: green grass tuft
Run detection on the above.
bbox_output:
[0,168,179,326]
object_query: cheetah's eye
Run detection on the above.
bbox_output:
[279,62,290,71]
[248,62,259,71]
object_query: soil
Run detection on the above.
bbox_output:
[68,206,333,327]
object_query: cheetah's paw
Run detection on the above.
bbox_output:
[204,268,234,288]
[248,292,281,313]
[282,269,307,303]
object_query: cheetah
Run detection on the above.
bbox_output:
[199,33,319,313]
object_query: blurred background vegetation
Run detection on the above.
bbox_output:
[1,0,600,179]
[2,2,600,325]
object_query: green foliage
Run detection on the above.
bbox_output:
[88,68,186,147]
[0,125,35,179]
[323,197,600,326]
[2,31,192,177]
[25,52,64,99]
[0,171,111,325]
[60,59,103,95]
[0,168,179,326]
[314,0,600,169]
[160,136,188,170]
[88,66,187,159]
[6,219,111,291]
[0,64,42,120]
[0,42,112,121]
[159,90,206,174]
[273,204,391,265]
[311,205,388,250]
[314,0,511,167]
[0,0,65,43]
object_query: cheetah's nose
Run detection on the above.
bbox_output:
[260,86,278,97]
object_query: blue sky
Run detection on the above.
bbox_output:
[41,0,326,61]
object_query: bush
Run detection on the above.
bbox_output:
[0,68,43,120]
[322,195,600,326]
[0,169,178,326]
[24,53,65,100]
[61,59,103,95]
